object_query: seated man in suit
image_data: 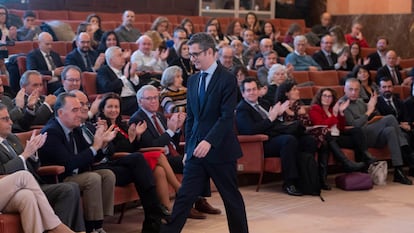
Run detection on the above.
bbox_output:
[38,93,117,233]
[366,36,388,71]
[236,77,307,196]
[65,32,105,72]
[114,10,141,43]
[257,50,278,86]
[252,38,273,70]
[26,32,64,94]
[377,76,414,146]
[313,35,349,71]
[97,46,141,116]
[376,50,412,86]
[285,35,321,71]
[13,70,56,130]
[16,10,42,41]
[72,89,167,232]
[131,35,169,84]
[53,65,82,96]
[0,103,85,232]
[230,39,249,68]
[129,85,221,219]
[342,78,414,185]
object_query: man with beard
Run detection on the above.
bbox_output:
[115,10,142,42]
[366,36,388,71]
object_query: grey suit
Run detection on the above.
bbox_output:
[0,134,85,232]
[343,98,405,166]
[1,95,35,132]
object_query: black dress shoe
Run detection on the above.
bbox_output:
[393,168,413,185]
[282,184,303,196]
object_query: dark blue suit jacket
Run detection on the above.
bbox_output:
[96,65,142,94]
[236,99,275,136]
[129,110,181,150]
[38,118,105,181]
[185,63,242,163]
[26,48,64,76]
[65,49,98,72]
[376,65,403,85]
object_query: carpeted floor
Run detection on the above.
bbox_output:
[104,173,414,233]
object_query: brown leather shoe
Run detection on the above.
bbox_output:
[188,208,206,219]
[195,198,222,215]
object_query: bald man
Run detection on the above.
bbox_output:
[115,10,142,42]
[26,32,64,94]
[376,50,412,86]
[65,32,104,72]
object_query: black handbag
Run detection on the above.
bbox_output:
[268,120,306,137]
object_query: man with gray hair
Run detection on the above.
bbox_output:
[285,35,321,71]
[13,70,56,131]
[97,46,141,115]
[218,45,234,70]
[115,10,141,42]
[167,27,188,64]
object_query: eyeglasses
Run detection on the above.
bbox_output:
[141,96,159,101]
[80,102,91,108]
[189,49,208,58]
[322,94,333,98]
[0,116,11,122]
[65,79,81,83]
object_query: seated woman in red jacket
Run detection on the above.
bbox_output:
[97,92,181,215]
[309,87,377,188]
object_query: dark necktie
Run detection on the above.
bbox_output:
[199,72,208,106]
[151,114,179,156]
[84,53,93,72]
[2,139,17,158]
[390,68,399,85]
[81,124,94,144]
[254,104,268,119]
[326,54,333,66]
[68,132,77,154]
[386,99,398,117]
[45,54,56,70]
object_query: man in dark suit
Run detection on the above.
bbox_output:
[236,77,308,195]
[167,27,188,65]
[26,32,64,94]
[313,35,349,71]
[14,70,56,130]
[53,65,82,96]
[0,103,85,232]
[96,46,141,115]
[376,50,412,86]
[65,32,105,72]
[129,85,220,219]
[72,90,167,232]
[38,93,116,233]
[160,33,248,233]
[230,39,249,68]
[366,36,388,71]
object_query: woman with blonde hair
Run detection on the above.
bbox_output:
[151,16,172,40]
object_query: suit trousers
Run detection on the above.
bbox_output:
[0,171,62,233]
[336,127,368,162]
[41,182,85,232]
[263,134,299,182]
[95,153,160,216]
[64,169,115,220]
[363,115,404,166]
[160,158,248,233]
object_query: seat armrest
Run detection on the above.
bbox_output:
[237,134,268,143]
[37,165,65,176]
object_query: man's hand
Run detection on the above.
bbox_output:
[338,99,350,115]
[338,53,348,66]
[89,95,102,117]
[27,88,41,110]
[44,94,56,106]
[167,114,179,132]
[176,112,186,129]
[21,131,47,159]
[193,140,211,158]
[400,122,411,131]
[93,53,105,70]
[54,66,65,76]
[15,88,26,109]
[279,100,290,116]
[366,92,377,116]
[268,102,280,122]
[102,124,118,144]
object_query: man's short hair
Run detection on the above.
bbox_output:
[23,10,36,19]
[187,32,216,53]
[54,92,77,117]
[61,65,82,81]
[136,85,158,104]
[379,76,393,84]
[263,50,277,59]
[293,35,307,47]
[105,46,121,65]
[20,70,41,88]
[240,77,259,93]
[0,103,7,111]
